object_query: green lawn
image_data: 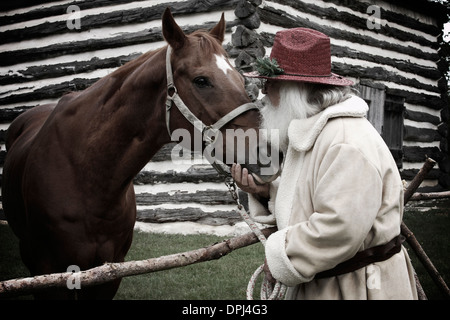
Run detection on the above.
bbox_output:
[402,198,450,300]
[0,199,448,300]
[114,232,265,300]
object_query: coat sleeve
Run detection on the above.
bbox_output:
[265,143,383,286]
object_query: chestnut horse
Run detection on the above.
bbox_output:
[2,9,280,299]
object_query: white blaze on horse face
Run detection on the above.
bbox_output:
[215,54,232,75]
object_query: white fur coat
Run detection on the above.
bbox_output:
[248,96,418,299]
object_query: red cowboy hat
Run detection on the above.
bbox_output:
[244,28,354,86]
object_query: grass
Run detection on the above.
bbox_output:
[0,199,448,300]
[114,232,265,300]
[0,225,266,300]
[402,198,450,300]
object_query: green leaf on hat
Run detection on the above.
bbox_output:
[254,57,284,77]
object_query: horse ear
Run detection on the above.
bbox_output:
[162,7,186,50]
[209,13,225,43]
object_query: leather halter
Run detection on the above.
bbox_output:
[165,46,258,145]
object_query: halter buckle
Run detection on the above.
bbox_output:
[167,85,177,99]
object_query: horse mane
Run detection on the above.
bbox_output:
[112,47,165,80]
[190,30,227,56]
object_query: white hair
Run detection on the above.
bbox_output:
[260,81,353,153]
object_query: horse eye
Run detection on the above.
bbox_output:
[193,76,212,89]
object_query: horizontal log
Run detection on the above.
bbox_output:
[134,167,225,185]
[405,109,441,125]
[0,54,140,85]
[401,168,441,181]
[386,88,446,111]
[0,226,277,298]
[333,62,440,94]
[269,0,437,49]
[404,126,441,143]
[321,0,442,36]
[136,207,241,225]
[0,0,138,26]
[409,191,450,201]
[0,106,33,124]
[135,190,235,206]
[0,78,99,105]
[403,146,443,163]
[0,29,160,67]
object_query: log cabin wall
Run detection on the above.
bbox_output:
[0,0,448,228]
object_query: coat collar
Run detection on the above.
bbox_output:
[288,95,369,152]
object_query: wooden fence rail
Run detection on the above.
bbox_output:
[0,227,276,298]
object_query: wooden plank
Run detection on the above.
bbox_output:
[0,78,99,106]
[136,207,241,225]
[0,29,161,67]
[382,95,405,152]
[0,54,140,85]
[403,146,442,163]
[386,88,446,111]
[0,106,34,124]
[404,125,441,143]
[401,168,441,181]
[355,84,385,134]
[134,167,226,185]
[135,190,235,206]
[404,109,441,125]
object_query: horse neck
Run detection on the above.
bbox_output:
[65,48,171,193]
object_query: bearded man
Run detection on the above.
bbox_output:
[231,28,418,300]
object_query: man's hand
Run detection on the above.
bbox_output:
[231,163,270,198]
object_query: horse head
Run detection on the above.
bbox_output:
[162,8,282,184]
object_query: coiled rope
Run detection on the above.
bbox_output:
[224,178,287,300]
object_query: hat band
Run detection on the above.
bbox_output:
[282,72,332,78]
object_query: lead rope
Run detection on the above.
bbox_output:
[223,177,287,300]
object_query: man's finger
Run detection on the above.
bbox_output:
[233,163,242,183]
[241,168,249,186]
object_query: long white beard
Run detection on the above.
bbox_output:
[260,82,315,154]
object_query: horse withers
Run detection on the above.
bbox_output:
[2,8,281,299]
